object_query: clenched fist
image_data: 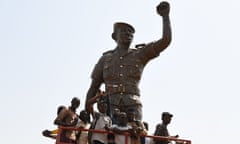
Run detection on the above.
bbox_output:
[157,1,170,16]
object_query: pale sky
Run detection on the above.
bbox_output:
[0,0,239,144]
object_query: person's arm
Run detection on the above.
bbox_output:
[111,126,131,134]
[169,135,179,138]
[137,121,148,135]
[42,129,57,139]
[54,108,78,127]
[54,108,68,126]
[87,90,105,118]
[154,124,160,136]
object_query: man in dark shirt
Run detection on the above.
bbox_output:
[154,112,178,144]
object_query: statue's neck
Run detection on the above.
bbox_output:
[117,42,130,49]
[116,46,129,55]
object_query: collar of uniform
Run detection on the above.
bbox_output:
[114,48,136,57]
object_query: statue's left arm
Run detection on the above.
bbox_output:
[155,1,172,53]
[140,2,172,63]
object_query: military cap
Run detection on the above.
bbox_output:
[162,112,173,118]
[113,22,135,33]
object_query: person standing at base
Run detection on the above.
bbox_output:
[85,1,172,121]
[153,112,179,144]
[108,112,132,144]
[87,92,112,144]
[127,109,147,144]
[42,105,66,139]
[54,97,80,143]
[76,110,91,144]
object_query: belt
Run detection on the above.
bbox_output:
[106,84,140,95]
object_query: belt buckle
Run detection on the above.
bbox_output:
[118,85,125,93]
[122,86,125,92]
[112,84,118,88]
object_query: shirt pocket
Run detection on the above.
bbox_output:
[125,58,143,79]
[103,58,115,80]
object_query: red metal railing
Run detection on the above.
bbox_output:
[56,126,191,144]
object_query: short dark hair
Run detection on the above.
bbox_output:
[57,105,65,115]
[71,97,80,103]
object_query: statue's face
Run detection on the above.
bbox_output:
[116,27,134,45]
[163,116,172,124]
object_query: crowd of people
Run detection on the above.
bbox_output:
[42,91,179,144]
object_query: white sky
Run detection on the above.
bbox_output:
[0,0,239,144]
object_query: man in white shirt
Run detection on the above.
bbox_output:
[87,92,112,144]
[110,112,132,144]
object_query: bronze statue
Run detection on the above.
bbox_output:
[85,1,172,120]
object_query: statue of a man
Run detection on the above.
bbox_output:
[85,1,172,120]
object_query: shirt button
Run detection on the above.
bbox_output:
[119,74,123,77]
[120,65,123,68]
[120,57,123,59]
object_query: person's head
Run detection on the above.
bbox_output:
[97,99,107,113]
[71,97,80,110]
[113,108,120,118]
[111,108,120,124]
[57,105,65,115]
[161,112,173,125]
[127,109,136,122]
[143,121,149,131]
[112,22,135,47]
[118,112,128,126]
[79,110,90,123]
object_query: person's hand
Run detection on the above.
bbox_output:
[42,130,51,137]
[104,124,110,130]
[137,127,143,133]
[69,117,78,126]
[99,90,106,97]
[157,1,170,16]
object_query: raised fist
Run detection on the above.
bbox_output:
[157,1,170,16]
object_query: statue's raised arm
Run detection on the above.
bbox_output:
[144,1,172,56]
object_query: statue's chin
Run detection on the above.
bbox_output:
[122,40,132,45]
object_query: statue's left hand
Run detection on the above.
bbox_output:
[157,1,170,16]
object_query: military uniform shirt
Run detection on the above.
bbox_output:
[91,41,161,106]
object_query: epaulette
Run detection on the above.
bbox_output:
[129,48,137,52]
[102,50,114,55]
[135,43,146,49]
